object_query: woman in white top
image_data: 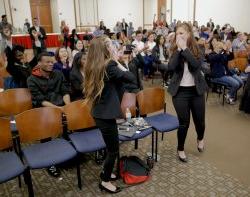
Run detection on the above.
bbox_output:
[168,22,208,162]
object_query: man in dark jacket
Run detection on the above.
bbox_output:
[27,52,70,177]
[29,18,47,57]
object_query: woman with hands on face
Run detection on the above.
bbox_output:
[168,22,208,162]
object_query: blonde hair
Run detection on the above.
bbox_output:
[83,36,112,108]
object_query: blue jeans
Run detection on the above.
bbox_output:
[213,74,243,98]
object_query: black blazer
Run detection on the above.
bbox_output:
[92,60,137,119]
[152,45,168,64]
[167,49,208,96]
[29,26,47,49]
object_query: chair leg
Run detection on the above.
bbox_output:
[161,133,164,141]
[116,150,120,178]
[155,131,158,162]
[18,175,22,188]
[76,162,82,190]
[24,169,34,197]
[151,131,154,161]
[223,86,226,106]
[134,139,138,149]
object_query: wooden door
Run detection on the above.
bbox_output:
[30,0,53,33]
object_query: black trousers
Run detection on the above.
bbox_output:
[172,86,205,151]
[94,118,119,182]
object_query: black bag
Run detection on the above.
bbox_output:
[119,156,150,185]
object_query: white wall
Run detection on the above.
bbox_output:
[50,0,60,33]
[57,0,76,32]
[97,0,143,30]
[196,0,250,32]
[9,0,32,32]
[0,0,6,17]
[144,0,157,29]
[172,0,194,22]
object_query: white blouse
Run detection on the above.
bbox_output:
[180,62,195,86]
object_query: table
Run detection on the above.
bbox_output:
[11,32,92,49]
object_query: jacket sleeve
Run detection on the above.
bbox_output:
[167,50,181,71]
[59,72,70,96]
[70,70,83,92]
[107,61,137,85]
[181,48,201,72]
[27,76,47,107]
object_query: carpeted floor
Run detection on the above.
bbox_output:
[1,79,250,197]
[1,137,250,197]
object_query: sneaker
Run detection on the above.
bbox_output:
[47,166,61,177]
[228,98,235,105]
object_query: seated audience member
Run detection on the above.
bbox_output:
[143,32,156,78]
[116,31,129,46]
[132,30,149,78]
[152,35,169,84]
[232,32,248,52]
[193,21,200,39]
[69,29,80,51]
[220,26,233,42]
[27,52,71,177]
[53,47,71,84]
[29,18,47,57]
[72,39,85,58]
[93,26,104,37]
[208,41,243,104]
[239,65,250,113]
[70,52,85,101]
[5,45,38,88]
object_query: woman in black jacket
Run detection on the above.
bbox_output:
[84,36,137,193]
[168,22,208,162]
[70,52,85,101]
[152,35,170,84]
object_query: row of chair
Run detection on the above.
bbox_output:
[0,87,179,196]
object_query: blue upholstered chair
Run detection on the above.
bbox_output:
[136,87,179,161]
[15,107,82,196]
[63,100,106,156]
[0,118,33,196]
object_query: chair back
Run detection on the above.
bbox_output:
[121,92,137,118]
[136,87,165,116]
[15,107,63,143]
[234,58,248,72]
[0,118,12,150]
[234,51,248,58]
[0,88,32,117]
[0,67,10,89]
[228,60,236,69]
[63,100,96,131]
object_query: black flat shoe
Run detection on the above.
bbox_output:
[99,183,121,194]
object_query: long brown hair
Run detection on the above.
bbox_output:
[170,22,201,59]
[83,36,112,107]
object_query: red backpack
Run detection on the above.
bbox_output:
[119,156,151,185]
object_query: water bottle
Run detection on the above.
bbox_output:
[125,108,131,122]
